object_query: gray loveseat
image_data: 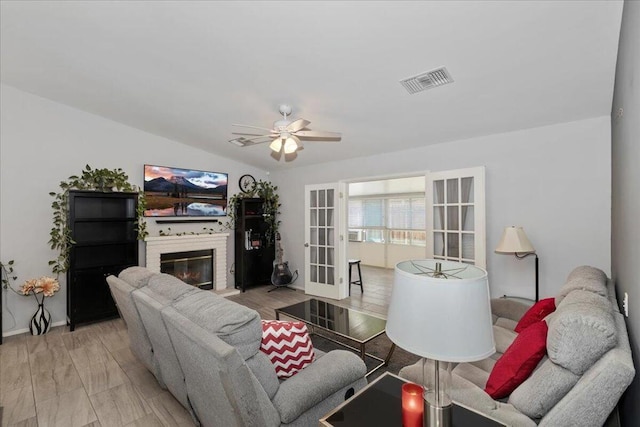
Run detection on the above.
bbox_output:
[399,266,635,427]
[106,267,367,426]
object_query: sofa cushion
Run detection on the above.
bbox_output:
[260,320,315,378]
[547,291,616,375]
[556,266,607,302]
[485,320,548,399]
[514,298,556,333]
[493,325,518,354]
[172,291,262,360]
[508,358,580,419]
[147,273,198,304]
[118,266,156,288]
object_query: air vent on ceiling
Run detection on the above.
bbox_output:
[400,67,454,94]
[229,137,263,147]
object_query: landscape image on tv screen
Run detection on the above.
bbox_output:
[143,165,228,217]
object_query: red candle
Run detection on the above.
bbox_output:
[402,382,424,427]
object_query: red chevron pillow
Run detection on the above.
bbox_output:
[260,320,316,378]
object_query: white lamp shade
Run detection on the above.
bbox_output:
[269,138,283,153]
[386,260,495,363]
[495,226,535,254]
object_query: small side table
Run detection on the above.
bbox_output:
[320,372,506,427]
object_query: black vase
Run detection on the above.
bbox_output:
[30,302,52,335]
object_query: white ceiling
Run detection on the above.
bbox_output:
[0,1,623,171]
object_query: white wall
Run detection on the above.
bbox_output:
[611,1,640,424]
[272,116,612,300]
[0,84,267,335]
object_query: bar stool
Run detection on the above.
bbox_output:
[348,259,364,295]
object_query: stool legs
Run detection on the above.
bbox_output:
[348,261,364,296]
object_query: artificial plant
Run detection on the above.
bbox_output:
[226,180,281,245]
[48,165,148,275]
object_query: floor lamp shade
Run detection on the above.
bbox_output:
[386,260,495,363]
[495,226,535,254]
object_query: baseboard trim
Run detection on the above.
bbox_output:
[2,320,67,338]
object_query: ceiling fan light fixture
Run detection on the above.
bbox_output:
[269,138,283,153]
[284,137,299,154]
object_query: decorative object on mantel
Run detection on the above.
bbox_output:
[159,227,219,237]
[386,259,495,427]
[48,165,147,275]
[495,226,539,302]
[227,180,281,245]
[17,276,60,335]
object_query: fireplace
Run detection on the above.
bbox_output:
[145,233,229,292]
[161,249,214,289]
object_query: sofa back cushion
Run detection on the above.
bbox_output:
[172,291,262,360]
[547,290,616,375]
[556,266,607,303]
[118,266,156,289]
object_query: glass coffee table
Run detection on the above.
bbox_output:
[275,299,395,377]
[320,372,506,427]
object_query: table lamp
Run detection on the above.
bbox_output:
[495,226,539,302]
[386,259,495,427]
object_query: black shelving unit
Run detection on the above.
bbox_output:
[234,198,275,292]
[67,190,139,331]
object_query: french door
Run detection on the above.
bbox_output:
[426,166,486,267]
[304,183,347,299]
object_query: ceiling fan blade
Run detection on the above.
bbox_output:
[286,119,311,133]
[294,130,342,140]
[229,135,273,147]
[232,123,275,133]
[231,131,275,137]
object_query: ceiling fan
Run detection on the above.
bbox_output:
[229,104,342,156]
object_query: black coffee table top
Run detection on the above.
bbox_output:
[321,373,506,427]
[275,298,387,343]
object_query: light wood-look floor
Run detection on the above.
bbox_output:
[0,265,393,427]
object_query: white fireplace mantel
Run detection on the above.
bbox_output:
[145,233,229,291]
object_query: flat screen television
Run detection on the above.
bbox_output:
[143,164,228,217]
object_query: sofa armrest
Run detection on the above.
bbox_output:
[491,298,530,325]
[272,350,366,423]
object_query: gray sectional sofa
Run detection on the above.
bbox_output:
[399,266,635,427]
[106,267,367,427]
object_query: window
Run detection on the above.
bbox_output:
[348,196,426,246]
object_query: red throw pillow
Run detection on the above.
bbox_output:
[485,320,548,399]
[260,320,315,378]
[514,298,556,333]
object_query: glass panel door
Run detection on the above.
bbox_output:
[427,167,486,267]
[305,183,344,299]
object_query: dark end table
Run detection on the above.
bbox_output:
[320,372,506,427]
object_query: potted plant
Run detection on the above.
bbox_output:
[226,180,281,245]
[48,165,147,275]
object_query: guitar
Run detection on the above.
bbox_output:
[271,232,296,286]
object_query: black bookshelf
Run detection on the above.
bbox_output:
[67,190,139,331]
[234,198,275,292]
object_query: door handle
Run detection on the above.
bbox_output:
[304,243,309,247]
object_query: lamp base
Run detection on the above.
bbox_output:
[425,402,452,427]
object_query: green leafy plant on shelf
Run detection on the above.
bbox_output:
[48,165,148,275]
[226,180,281,246]
[1,260,17,291]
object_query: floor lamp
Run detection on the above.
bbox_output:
[495,226,539,302]
[386,260,495,427]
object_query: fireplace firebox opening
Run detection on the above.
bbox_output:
[160,249,214,290]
